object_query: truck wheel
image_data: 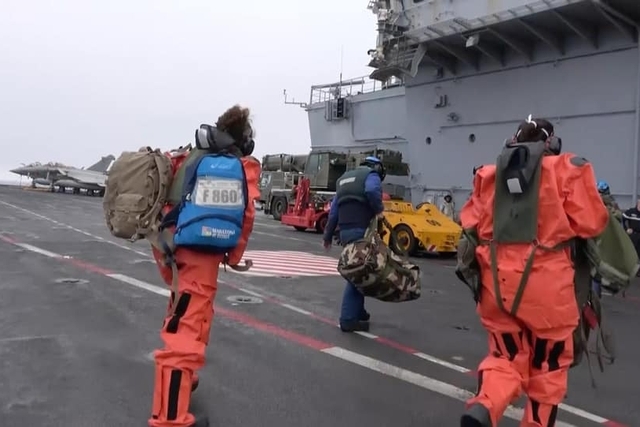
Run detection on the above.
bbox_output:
[315,215,328,234]
[393,224,417,255]
[272,197,286,220]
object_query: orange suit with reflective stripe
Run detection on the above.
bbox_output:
[148,152,260,427]
[460,153,608,426]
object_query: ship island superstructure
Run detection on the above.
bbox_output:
[303,0,640,210]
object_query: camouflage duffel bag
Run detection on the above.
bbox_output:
[337,217,421,302]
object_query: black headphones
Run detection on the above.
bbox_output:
[510,115,562,155]
[545,135,562,155]
[360,159,386,182]
[195,124,255,156]
[507,131,562,155]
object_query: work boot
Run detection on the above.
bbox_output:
[359,311,371,322]
[340,320,370,332]
[460,403,492,427]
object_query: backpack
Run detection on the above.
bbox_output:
[571,213,637,384]
[337,216,421,302]
[169,153,248,253]
[103,147,173,241]
[584,212,639,294]
[571,238,618,387]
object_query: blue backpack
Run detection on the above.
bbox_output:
[172,153,248,252]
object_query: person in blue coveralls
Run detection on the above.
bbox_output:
[322,156,386,332]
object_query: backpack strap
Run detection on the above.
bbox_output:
[485,239,572,316]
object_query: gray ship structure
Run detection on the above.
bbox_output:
[299,0,640,211]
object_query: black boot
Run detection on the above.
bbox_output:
[360,311,371,322]
[340,320,370,332]
[460,403,492,427]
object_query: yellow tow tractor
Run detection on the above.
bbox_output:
[381,200,462,257]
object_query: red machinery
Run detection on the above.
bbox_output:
[280,177,331,233]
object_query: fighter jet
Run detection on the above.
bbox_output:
[10,155,115,196]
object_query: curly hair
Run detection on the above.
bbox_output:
[215,105,254,144]
[514,117,554,143]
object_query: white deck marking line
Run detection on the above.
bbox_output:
[354,331,379,339]
[0,200,150,257]
[16,243,61,258]
[238,288,265,298]
[280,303,313,316]
[322,347,577,427]
[413,352,471,374]
[106,273,170,297]
[8,238,591,426]
[0,202,620,426]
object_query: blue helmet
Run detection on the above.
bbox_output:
[360,156,386,181]
[597,180,610,194]
[364,156,382,164]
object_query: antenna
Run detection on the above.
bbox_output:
[283,89,307,108]
[338,44,344,94]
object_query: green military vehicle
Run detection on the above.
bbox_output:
[259,151,344,220]
[259,149,409,220]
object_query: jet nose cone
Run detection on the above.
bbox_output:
[9,168,22,174]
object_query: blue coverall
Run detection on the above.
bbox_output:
[323,172,384,328]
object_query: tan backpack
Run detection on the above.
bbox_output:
[103,147,173,242]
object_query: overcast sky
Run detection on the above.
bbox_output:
[0,0,375,183]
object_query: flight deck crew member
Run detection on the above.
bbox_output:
[597,180,622,220]
[459,117,608,427]
[623,198,640,259]
[323,156,386,332]
[440,194,455,220]
[149,105,260,427]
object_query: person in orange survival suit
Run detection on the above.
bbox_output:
[458,117,608,427]
[148,105,260,427]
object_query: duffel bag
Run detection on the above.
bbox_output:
[337,217,421,302]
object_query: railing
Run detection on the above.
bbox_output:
[309,75,403,105]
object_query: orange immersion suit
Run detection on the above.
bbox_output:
[148,152,260,427]
[460,153,608,426]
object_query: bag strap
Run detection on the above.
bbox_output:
[364,216,379,240]
[485,238,571,316]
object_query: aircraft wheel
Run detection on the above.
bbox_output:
[393,224,417,255]
[272,197,286,221]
